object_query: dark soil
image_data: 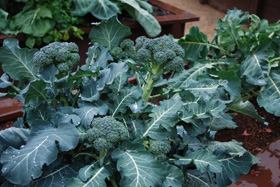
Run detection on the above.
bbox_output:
[215,98,280,155]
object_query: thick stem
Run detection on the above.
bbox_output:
[10,85,20,93]
[270,57,280,64]
[142,73,156,103]
[110,176,118,187]
[60,94,69,106]
[72,89,81,107]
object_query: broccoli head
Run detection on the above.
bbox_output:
[86,116,128,152]
[148,139,171,161]
[110,39,137,61]
[33,42,80,77]
[134,35,185,102]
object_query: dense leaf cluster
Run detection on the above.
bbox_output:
[0,0,160,48]
[0,0,85,48]
[0,10,279,187]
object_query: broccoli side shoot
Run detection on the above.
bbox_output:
[86,116,128,154]
[148,139,171,161]
[110,39,137,61]
[33,42,80,78]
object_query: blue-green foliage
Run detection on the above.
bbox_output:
[1,8,279,187]
[86,116,128,152]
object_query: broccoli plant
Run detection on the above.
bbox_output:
[0,11,279,187]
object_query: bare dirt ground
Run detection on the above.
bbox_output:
[159,0,225,40]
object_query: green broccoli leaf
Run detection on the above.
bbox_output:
[26,103,56,126]
[175,149,222,173]
[216,151,252,187]
[205,140,248,157]
[0,73,12,88]
[111,141,166,187]
[178,128,203,151]
[52,107,81,126]
[90,0,120,20]
[227,97,265,122]
[257,68,280,116]
[75,101,108,128]
[0,8,8,31]
[97,62,128,90]
[168,63,214,89]
[89,16,131,50]
[81,78,100,102]
[241,53,269,86]
[83,43,113,72]
[185,170,215,187]
[9,6,54,37]
[178,26,209,61]
[30,164,77,187]
[162,164,184,187]
[72,0,119,20]
[216,9,250,52]
[0,39,38,81]
[1,121,79,185]
[0,127,29,151]
[141,99,183,140]
[208,113,237,131]
[218,68,242,97]
[68,164,110,187]
[40,64,59,83]
[21,79,56,107]
[182,79,228,98]
[120,0,161,37]
[109,86,143,117]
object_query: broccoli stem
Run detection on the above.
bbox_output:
[142,64,162,103]
[60,94,69,106]
[110,176,118,187]
[10,85,20,93]
[98,150,106,160]
[142,73,157,103]
[72,89,81,107]
[270,57,280,64]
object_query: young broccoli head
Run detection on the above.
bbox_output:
[33,42,80,76]
[134,35,185,102]
[110,39,137,61]
[148,139,171,161]
[86,116,128,152]
[135,35,185,73]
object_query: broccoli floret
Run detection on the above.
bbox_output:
[57,62,70,72]
[165,56,184,72]
[135,36,149,50]
[153,51,167,64]
[33,42,80,77]
[120,39,134,50]
[110,47,124,61]
[86,116,128,152]
[110,39,137,61]
[138,48,151,63]
[148,139,171,161]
